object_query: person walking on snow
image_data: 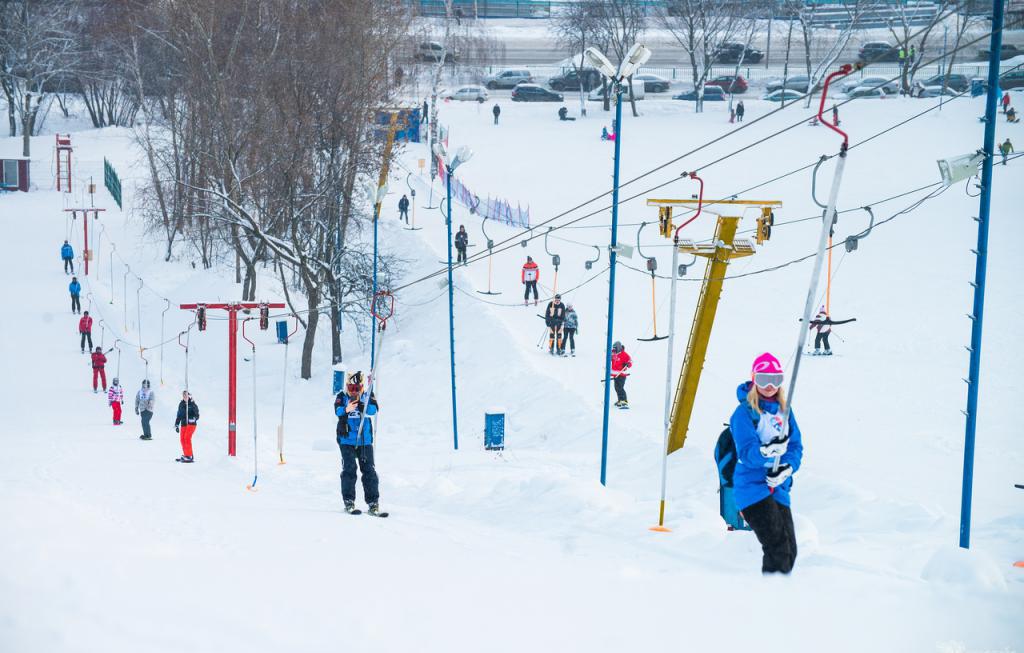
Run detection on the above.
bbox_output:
[492,103,501,125]
[334,371,382,515]
[1000,138,1013,165]
[61,240,74,274]
[832,105,839,126]
[736,101,745,122]
[174,391,199,463]
[135,379,155,440]
[69,277,81,314]
[522,256,540,306]
[398,194,410,223]
[545,294,567,355]
[730,352,804,574]
[455,225,469,264]
[91,345,112,392]
[1002,91,1011,114]
[79,311,94,353]
[108,378,124,425]
[563,304,579,357]
[611,341,632,408]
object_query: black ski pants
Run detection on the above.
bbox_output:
[564,327,576,353]
[339,443,380,505]
[613,375,627,403]
[741,495,797,574]
[399,208,409,223]
[814,331,831,351]
[456,246,467,264]
[71,294,81,313]
[524,280,538,301]
[140,410,153,438]
[63,257,74,273]
[80,331,93,351]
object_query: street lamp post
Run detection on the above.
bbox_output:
[585,43,652,486]
[434,143,474,451]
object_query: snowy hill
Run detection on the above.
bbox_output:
[1,93,1021,652]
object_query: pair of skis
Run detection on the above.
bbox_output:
[345,506,389,518]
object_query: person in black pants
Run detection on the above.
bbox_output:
[521,256,539,306]
[735,101,745,122]
[563,304,578,356]
[334,371,383,514]
[492,103,501,125]
[544,294,566,355]
[454,225,469,264]
[398,194,410,223]
[69,277,81,314]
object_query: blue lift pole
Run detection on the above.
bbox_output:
[599,86,624,486]
[960,0,1003,549]
[445,167,459,450]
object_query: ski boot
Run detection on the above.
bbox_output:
[140,435,152,441]
[824,350,833,356]
[367,503,389,518]
[175,455,194,463]
[344,501,361,515]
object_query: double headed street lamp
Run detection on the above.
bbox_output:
[584,43,652,486]
[434,142,474,451]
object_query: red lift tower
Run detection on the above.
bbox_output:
[56,134,72,192]
[179,301,285,456]
[64,208,105,276]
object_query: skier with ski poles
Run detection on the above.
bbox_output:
[334,371,384,516]
[174,391,199,463]
[729,352,804,574]
[61,240,74,274]
[90,345,113,392]
[563,304,579,357]
[108,378,124,425]
[69,276,81,314]
[79,311,94,353]
[808,307,856,355]
[610,341,632,408]
[135,379,155,440]
[521,256,539,306]
[455,225,469,264]
[544,294,567,355]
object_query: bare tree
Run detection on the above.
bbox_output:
[593,0,645,117]
[551,1,604,118]
[793,0,871,107]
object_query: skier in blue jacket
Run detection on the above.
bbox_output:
[69,277,81,314]
[729,352,804,574]
[61,240,75,274]
[334,371,382,515]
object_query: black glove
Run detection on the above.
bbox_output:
[175,425,180,433]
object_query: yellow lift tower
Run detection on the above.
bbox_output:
[647,197,781,531]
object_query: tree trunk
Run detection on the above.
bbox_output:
[22,93,31,157]
[627,75,638,117]
[300,286,320,379]
[329,295,342,364]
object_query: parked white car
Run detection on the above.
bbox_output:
[840,75,899,95]
[445,86,489,102]
[843,86,889,100]
[588,79,645,100]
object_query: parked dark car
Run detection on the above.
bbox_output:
[857,41,900,63]
[978,44,1021,61]
[713,42,763,64]
[512,84,564,102]
[705,74,748,94]
[997,69,1024,90]
[549,68,602,92]
[912,73,970,96]
[673,86,726,101]
[416,41,456,63]
[633,73,671,93]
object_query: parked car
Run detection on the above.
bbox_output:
[857,41,900,63]
[705,74,748,94]
[763,89,804,102]
[766,75,811,93]
[416,41,456,63]
[484,69,534,89]
[672,86,726,101]
[444,86,488,102]
[633,73,671,93]
[997,69,1024,90]
[549,68,602,91]
[844,86,889,99]
[916,85,958,98]
[840,75,899,95]
[589,79,645,100]
[912,73,969,96]
[713,42,764,64]
[978,44,1021,61]
[511,84,564,102]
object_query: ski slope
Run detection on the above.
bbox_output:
[1,91,1021,652]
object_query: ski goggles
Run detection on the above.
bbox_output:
[346,383,363,394]
[753,372,784,390]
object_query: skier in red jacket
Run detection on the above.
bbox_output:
[611,341,632,408]
[521,256,540,306]
[91,346,112,392]
[79,311,94,353]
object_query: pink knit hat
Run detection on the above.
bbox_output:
[752,352,783,377]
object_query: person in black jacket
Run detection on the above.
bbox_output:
[454,225,469,264]
[398,194,410,223]
[545,294,567,355]
[174,391,200,463]
[492,103,501,125]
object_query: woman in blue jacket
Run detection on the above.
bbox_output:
[334,371,381,515]
[69,277,81,314]
[729,352,803,574]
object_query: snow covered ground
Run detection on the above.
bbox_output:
[0,90,1021,652]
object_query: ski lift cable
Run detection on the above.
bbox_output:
[453,265,610,308]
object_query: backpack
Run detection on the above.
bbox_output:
[714,425,752,531]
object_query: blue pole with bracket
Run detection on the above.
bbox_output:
[960,0,1003,549]
[446,167,459,450]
